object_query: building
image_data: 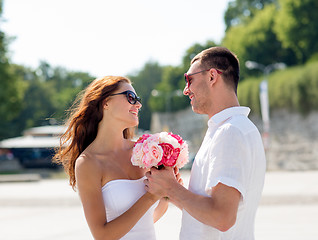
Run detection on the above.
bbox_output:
[0,125,66,168]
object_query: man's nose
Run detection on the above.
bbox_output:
[183,84,190,96]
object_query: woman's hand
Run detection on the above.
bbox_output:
[174,166,184,186]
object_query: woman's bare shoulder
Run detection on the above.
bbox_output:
[75,152,103,177]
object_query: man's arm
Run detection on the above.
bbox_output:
[145,167,241,232]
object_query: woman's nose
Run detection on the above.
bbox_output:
[136,101,142,109]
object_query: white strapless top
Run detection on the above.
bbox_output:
[102,177,157,240]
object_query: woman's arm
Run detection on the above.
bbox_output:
[75,157,158,240]
[153,198,169,223]
[152,166,183,222]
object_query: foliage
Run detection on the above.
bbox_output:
[0,1,26,138]
[237,77,261,115]
[2,0,318,138]
[223,0,318,79]
[274,0,318,63]
[148,40,217,114]
[0,61,95,139]
[46,65,93,119]
[128,61,163,130]
[224,0,277,30]
[222,4,296,79]
[238,61,318,115]
[181,40,217,70]
[0,1,24,120]
[148,65,188,113]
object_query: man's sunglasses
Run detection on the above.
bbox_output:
[184,68,223,87]
[110,90,142,105]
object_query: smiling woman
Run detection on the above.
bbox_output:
[53,75,169,240]
[54,76,137,188]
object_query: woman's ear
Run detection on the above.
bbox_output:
[103,99,109,109]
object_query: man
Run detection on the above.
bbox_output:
[145,46,266,239]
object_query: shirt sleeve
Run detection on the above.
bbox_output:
[205,124,251,201]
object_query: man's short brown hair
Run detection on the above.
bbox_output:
[191,47,240,94]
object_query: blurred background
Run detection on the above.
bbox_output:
[0,0,318,239]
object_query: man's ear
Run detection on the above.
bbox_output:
[209,69,219,84]
[210,75,217,84]
[208,69,216,81]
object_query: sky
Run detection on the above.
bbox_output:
[2,0,231,78]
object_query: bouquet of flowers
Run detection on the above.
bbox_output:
[131,132,189,169]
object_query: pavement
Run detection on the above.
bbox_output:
[0,173,41,183]
[0,170,318,240]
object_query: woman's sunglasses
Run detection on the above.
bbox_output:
[110,90,142,105]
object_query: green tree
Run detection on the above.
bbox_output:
[48,65,94,120]
[2,62,95,138]
[148,65,188,113]
[31,62,95,124]
[149,41,217,114]
[222,4,296,79]
[181,41,217,71]
[128,61,164,130]
[225,0,277,30]
[6,65,56,135]
[0,1,25,139]
[274,0,318,63]
[238,61,318,115]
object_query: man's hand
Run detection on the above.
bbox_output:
[144,166,181,198]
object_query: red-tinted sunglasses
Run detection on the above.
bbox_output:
[184,68,223,87]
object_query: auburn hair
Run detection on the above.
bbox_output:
[53,76,134,190]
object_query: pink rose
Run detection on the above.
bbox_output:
[131,142,144,167]
[168,132,184,145]
[142,141,163,168]
[158,143,180,167]
[176,143,189,168]
[131,132,188,169]
[135,134,151,145]
[160,132,179,148]
[131,134,161,168]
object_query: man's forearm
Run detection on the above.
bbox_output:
[166,183,219,227]
[166,183,238,232]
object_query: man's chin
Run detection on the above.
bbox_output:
[191,103,207,115]
[192,106,202,114]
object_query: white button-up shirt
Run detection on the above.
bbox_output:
[180,107,266,240]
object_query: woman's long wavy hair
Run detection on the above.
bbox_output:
[53,76,134,190]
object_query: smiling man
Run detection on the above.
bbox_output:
[145,46,266,240]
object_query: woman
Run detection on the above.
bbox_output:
[54,76,169,240]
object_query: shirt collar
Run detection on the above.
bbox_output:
[207,106,251,129]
